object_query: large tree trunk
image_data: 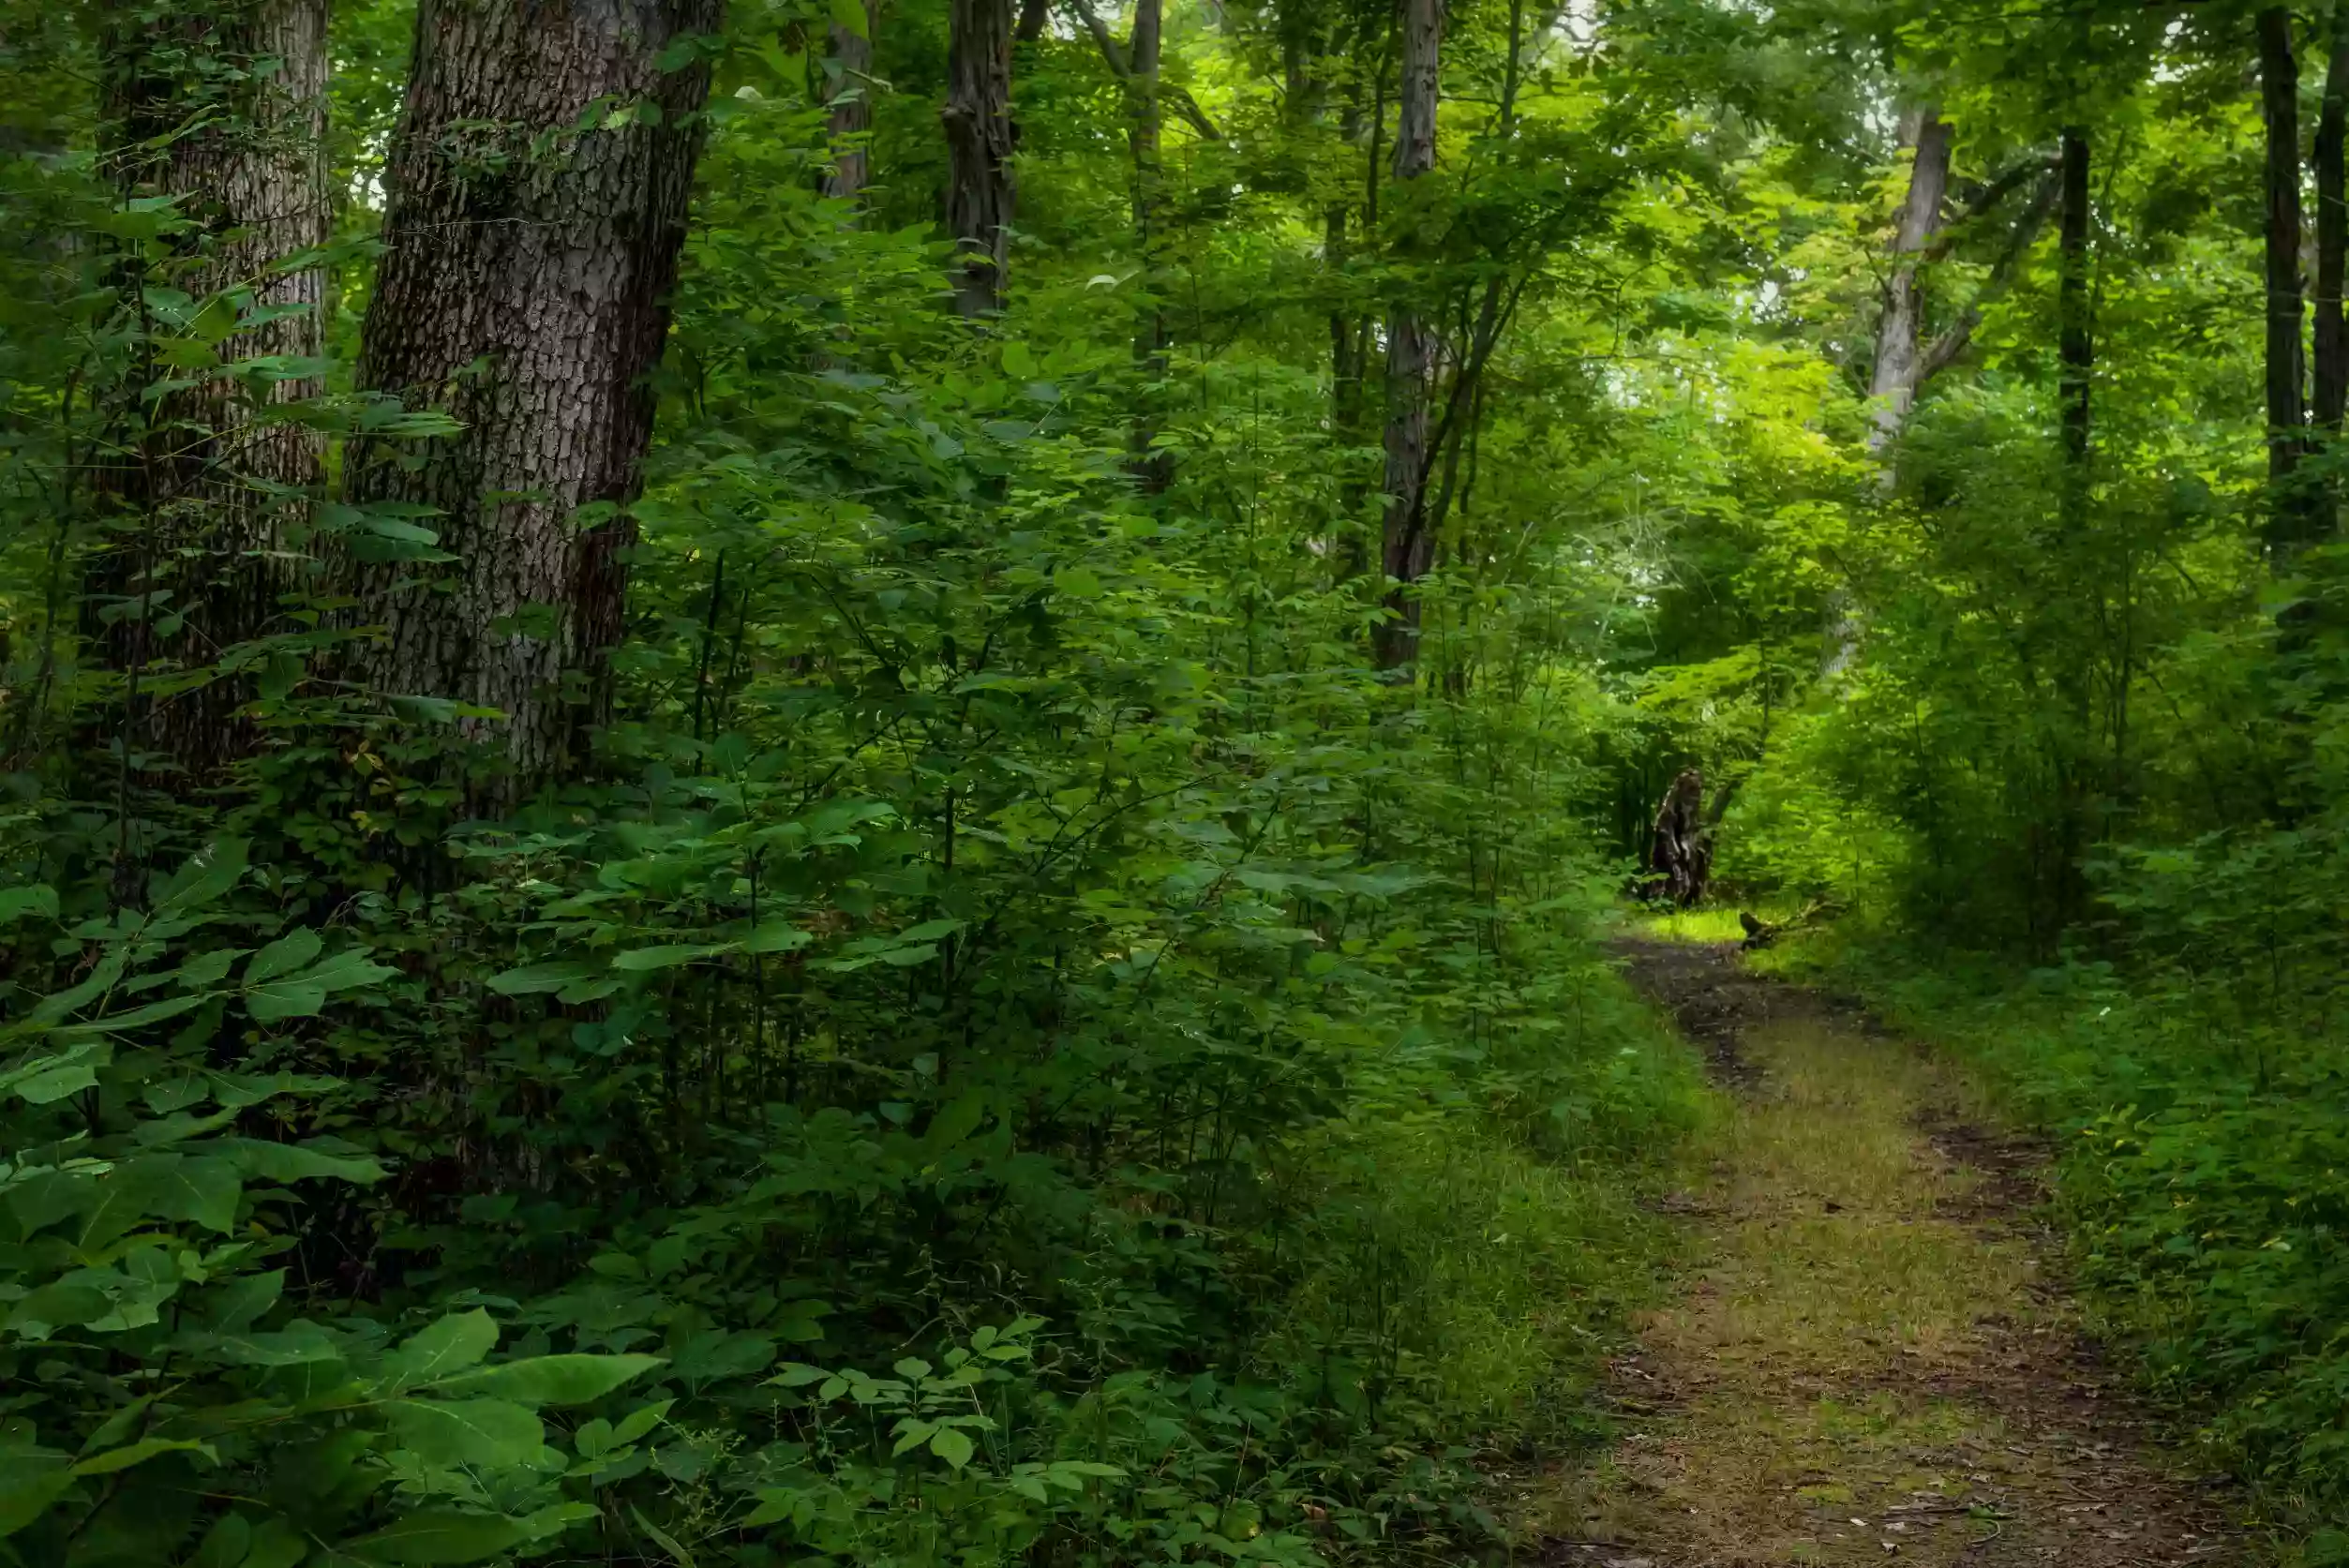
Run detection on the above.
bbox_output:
[94,0,330,778]
[823,0,879,202]
[2261,6,2313,549]
[2057,126,2093,527]
[1372,0,1444,670]
[1866,108,1952,459]
[944,0,1016,316]
[1127,0,1172,489]
[2314,5,2349,443]
[1647,769,1713,908]
[350,0,722,797]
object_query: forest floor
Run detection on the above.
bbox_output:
[1523,935,2247,1568]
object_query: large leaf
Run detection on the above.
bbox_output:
[385,1398,546,1468]
[0,887,59,926]
[486,960,598,995]
[243,927,322,984]
[246,947,396,1022]
[387,1309,499,1384]
[431,1352,667,1406]
[348,1511,530,1565]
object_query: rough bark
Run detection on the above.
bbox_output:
[1126,0,1172,489]
[1015,0,1049,43]
[350,0,722,796]
[2261,6,2312,539]
[2314,5,2349,440]
[945,0,1016,316]
[1866,108,1953,460]
[95,0,330,777]
[1372,0,1444,670]
[1647,769,1713,908]
[823,0,879,202]
[2057,126,2093,527]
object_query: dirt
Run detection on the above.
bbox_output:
[1531,937,2244,1568]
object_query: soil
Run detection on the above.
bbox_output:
[1530,937,2245,1568]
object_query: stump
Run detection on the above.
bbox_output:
[1649,768,1713,908]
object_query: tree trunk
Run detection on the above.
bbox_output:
[1127,0,1172,489]
[1372,0,1444,670]
[2313,4,2349,442]
[349,0,722,798]
[2057,126,2093,527]
[2261,5,2312,547]
[1015,0,1048,43]
[823,0,879,202]
[94,0,330,777]
[1647,769,1713,908]
[945,0,1016,316]
[1866,107,1952,459]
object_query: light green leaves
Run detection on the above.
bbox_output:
[386,1398,545,1468]
[431,1352,666,1406]
[0,887,59,926]
[387,1310,500,1385]
[244,944,396,1022]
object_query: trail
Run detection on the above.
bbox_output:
[1534,938,2243,1568]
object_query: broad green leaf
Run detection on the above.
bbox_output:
[219,1138,384,1184]
[431,1352,666,1405]
[610,943,735,972]
[71,1436,217,1475]
[389,1309,499,1383]
[486,960,598,995]
[244,927,322,984]
[347,1511,529,1565]
[0,887,59,926]
[930,1426,975,1469]
[385,1398,545,1468]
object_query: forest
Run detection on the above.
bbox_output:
[7,0,2349,1560]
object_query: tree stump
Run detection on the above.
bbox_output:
[1650,768,1713,908]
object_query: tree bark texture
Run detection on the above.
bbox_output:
[1373,0,1444,670]
[351,0,722,794]
[1647,769,1712,908]
[1866,107,1952,459]
[823,0,879,202]
[945,0,1016,315]
[2260,6,2311,520]
[1126,0,1172,488]
[2057,126,2093,526]
[96,0,330,776]
[2314,5,2349,439]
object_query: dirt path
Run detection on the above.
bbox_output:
[1533,938,2242,1568]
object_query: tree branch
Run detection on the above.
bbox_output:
[1058,0,1223,139]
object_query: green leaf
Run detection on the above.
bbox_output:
[135,1155,243,1233]
[71,1436,217,1475]
[0,887,59,926]
[743,920,812,954]
[930,1426,975,1470]
[219,1138,385,1185]
[386,1398,546,1468]
[348,1511,530,1565]
[610,943,735,972]
[431,1352,666,1405]
[486,960,598,995]
[0,1040,109,1104]
[244,927,322,984]
[389,1309,500,1383]
[247,947,396,1021]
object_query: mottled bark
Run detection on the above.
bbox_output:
[2260,6,2312,538]
[823,0,879,202]
[350,0,722,795]
[1866,108,1951,459]
[1646,769,1713,908]
[95,0,330,776]
[1373,0,1444,670]
[2057,126,2092,527]
[2314,6,2349,440]
[945,0,1016,315]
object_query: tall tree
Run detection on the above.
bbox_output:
[94,0,330,777]
[823,0,880,203]
[1373,0,1444,669]
[2057,124,2092,528]
[349,0,723,795]
[2313,2,2349,443]
[1867,107,1952,460]
[945,0,1017,314]
[2259,4,2312,546]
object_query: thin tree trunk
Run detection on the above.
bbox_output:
[2313,4,2349,442]
[824,0,880,202]
[350,0,722,798]
[1867,107,1953,460]
[1015,0,1048,42]
[1127,0,1172,489]
[945,0,1016,315]
[94,0,330,777]
[1373,0,1444,670]
[2057,126,2093,528]
[2261,5,2312,548]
